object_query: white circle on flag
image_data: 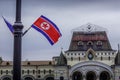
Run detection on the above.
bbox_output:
[40,22,50,30]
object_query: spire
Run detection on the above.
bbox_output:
[57,49,67,66]
[118,44,120,52]
[115,44,120,65]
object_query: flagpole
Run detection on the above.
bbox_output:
[13,0,23,80]
[22,26,32,36]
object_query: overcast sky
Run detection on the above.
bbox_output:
[0,0,120,61]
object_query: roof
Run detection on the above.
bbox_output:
[72,23,108,33]
[0,60,54,66]
[57,51,67,66]
[69,23,112,51]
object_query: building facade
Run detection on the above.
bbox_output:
[0,23,120,80]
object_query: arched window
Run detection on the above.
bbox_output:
[44,69,46,74]
[75,53,76,56]
[38,70,40,74]
[100,71,110,80]
[6,62,10,65]
[112,53,114,55]
[49,61,52,65]
[24,77,33,80]
[72,71,83,80]
[27,70,30,74]
[6,70,8,74]
[78,41,84,50]
[49,69,51,74]
[46,77,54,80]
[78,41,84,45]
[108,56,110,61]
[97,41,102,45]
[27,62,30,65]
[79,57,80,61]
[97,53,99,55]
[67,53,69,56]
[1,70,3,75]
[60,76,64,80]
[87,41,93,45]
[105,53,107,55]
[87,41,93,49]
[96,41,103,50]
[82,53,84,55]
[86,71,96,80]
[3,77,11,80]
[22,70,24,74]
[101,53,103,55]
[38,75,41,78]
[33,70,35,74]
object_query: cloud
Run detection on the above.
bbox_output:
[0,0,120,60]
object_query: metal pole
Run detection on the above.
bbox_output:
[13,0,23,80]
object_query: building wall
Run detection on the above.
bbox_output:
[114,66,120,80]
[65,50,117,67]
[0,65,68,80]
[0,65,13,78]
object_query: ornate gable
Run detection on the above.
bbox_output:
[69,23,112,51]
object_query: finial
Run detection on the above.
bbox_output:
[60,47,65,55]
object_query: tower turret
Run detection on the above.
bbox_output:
[57,50,67,66]
[115,44,120,65]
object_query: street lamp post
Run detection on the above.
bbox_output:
[13,0,23,80]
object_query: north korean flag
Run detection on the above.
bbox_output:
[32,15,62,45]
